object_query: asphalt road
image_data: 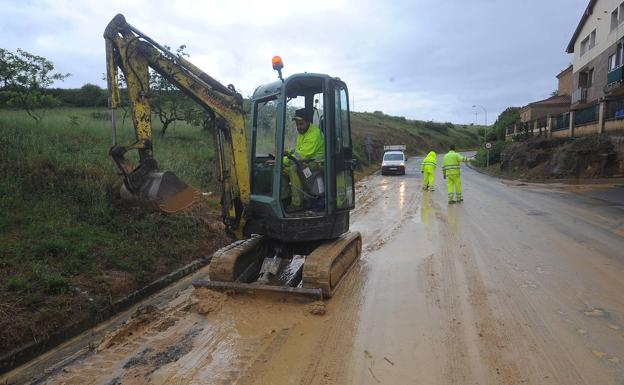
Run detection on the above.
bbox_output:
[347,155,624,384]
[4,155,624,385]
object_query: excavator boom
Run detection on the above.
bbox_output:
[104,14,249,234]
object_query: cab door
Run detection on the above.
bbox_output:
[331,80,355,211]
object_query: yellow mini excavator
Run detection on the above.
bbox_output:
[104,14,361,299]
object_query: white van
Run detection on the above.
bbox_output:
[381,145,406,175]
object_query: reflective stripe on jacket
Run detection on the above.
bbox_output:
[420,151,437,172]
[442,150,466,176]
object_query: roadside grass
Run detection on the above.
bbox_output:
[0,108,228,354]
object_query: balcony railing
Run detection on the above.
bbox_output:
[605,66,624,93]
[608,66,624,84]
[572,87,587,104]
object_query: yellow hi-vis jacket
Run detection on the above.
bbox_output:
[442,150,467,176]
[420,151,437,172]
[284,123,324,165]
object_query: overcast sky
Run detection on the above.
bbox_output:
[1,0,587,124]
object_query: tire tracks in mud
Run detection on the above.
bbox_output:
[427,202,532,385]
[353,176,422,255]
[430,206,486,384]
[41,289,323,385]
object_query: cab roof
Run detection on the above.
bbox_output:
[252,73,342,101]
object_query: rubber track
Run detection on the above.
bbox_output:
[302,231,362,298]
[208,235,264,282]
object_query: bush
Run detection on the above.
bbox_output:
[6,276,33,292]
[90,111,110,120]
[42,274,69,294]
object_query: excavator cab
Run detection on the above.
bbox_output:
[246,74,356,242]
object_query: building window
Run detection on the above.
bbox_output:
[620,2,624,24]
[609,53,617,71]
[579,68,594,88]
[579,72,587,87]
[590,30,596,49]
[581,36,589,56]
[581,29,597,56]
[588,68,594,87]
[614,43,624,71]
[612,9,619,31]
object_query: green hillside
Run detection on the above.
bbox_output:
[351,111,482,167]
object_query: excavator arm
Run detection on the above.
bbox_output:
[104,14,250,236]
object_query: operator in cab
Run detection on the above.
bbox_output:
[282,108,325,212]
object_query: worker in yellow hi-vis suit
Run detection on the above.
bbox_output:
[442,145,468,204]
[420,151,437,191]
[282,108,325,212]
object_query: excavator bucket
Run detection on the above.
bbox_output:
[121,171,200,213]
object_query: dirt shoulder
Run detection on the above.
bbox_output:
[468,160,624,210]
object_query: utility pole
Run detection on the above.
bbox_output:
[472,104,487,141]
[366,136,373,165]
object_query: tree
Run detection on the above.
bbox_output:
[0,48,70,122]
[491,107,520,141]
[149,45,211,136]
[78,83,106,107]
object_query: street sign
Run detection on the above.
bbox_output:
[484,142,492,168]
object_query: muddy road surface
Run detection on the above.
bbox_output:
[4,155,624,385]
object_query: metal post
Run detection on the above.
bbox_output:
[472,104,487,141]
[533,120,539,137]
[546,115,552,138]
[486,149,490,168]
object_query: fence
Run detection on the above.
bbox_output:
[574,104,599,126]
[551,112,569,131]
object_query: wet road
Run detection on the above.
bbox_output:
[4,155,624,385]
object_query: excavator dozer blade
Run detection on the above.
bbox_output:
[121,171,200,213]
[192,279,323,301]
